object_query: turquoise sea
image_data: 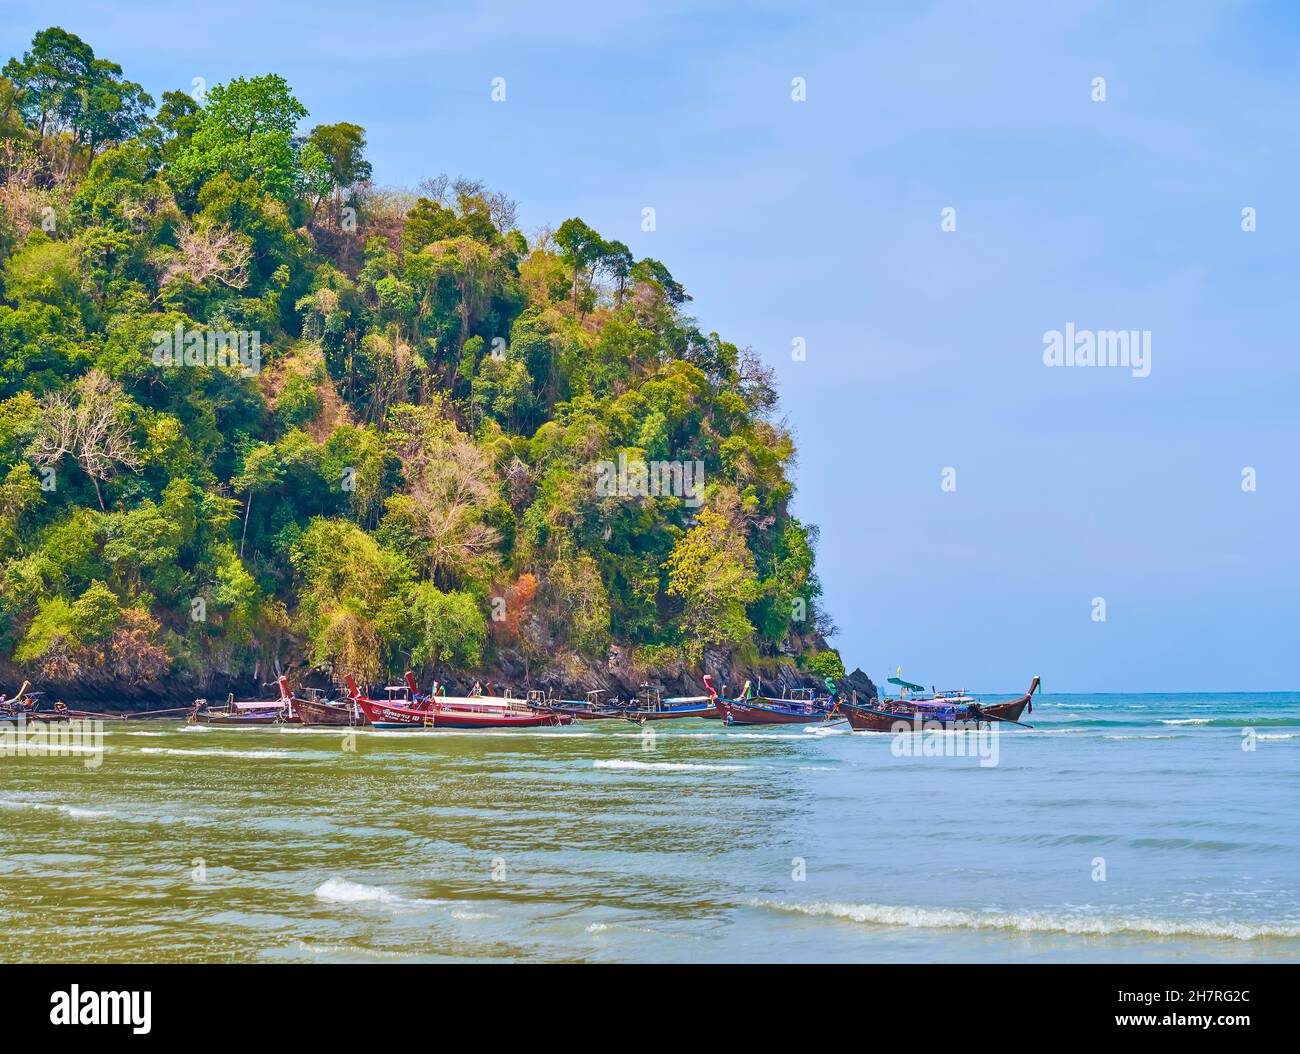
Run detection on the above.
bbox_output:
[1,691,1297,962]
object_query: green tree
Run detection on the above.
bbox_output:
[662,507,762,662]
[168,74,308,203]
[232,442,283,557]
[408,583,486,671]
[306,121,371,221]
[290,517,412,682]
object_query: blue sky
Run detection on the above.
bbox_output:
[4,1,1296,691]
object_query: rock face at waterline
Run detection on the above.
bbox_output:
[0,28,850,707]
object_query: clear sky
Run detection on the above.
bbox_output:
[4,1,1296,691]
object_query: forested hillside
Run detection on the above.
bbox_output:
[0,27,842,698]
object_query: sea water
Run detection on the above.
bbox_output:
[0,692,1296,963]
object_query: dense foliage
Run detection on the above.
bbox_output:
[0,28,841,688]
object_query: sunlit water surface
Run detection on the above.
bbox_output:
[1,692,1297,962]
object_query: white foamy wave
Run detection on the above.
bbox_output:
[1162,719,1211,726]
[1258,733,1298,741]
[0,800,110,819]
[61,806,110,819]
[126,731,168,737]
[313,877,448,910]
[753,900,1300,941]
[1104,734,1180,741]
[615,731,796,741]
[314,877,405,904]
[138,747,290,759]
[593,759,748,772]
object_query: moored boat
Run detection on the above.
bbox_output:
[535,689,631,720]
[839,676,1040,732]
[285,678,364,726]
[619,682,721,723]
[713,680,842,726]
[188,699,283,725]
[189,682,291,725]
[349,675,572,729]
[0,681,60,722]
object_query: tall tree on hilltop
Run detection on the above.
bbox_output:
[168,74,308,203]
[306,121,371,224]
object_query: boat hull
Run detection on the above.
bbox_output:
[621,702,721,722]
[190,711,281,725]
[717,698,838,725]
[354,697,571,729]
[548,704,628,720]
[841,697,1029,732]
[1,711,68,723]
[292,696,363,726]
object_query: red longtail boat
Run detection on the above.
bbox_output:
[839,677,1040,732]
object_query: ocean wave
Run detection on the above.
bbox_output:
[314,877,406,904]
[612,731,797,741]
[753,900,1300,941]
[1257,733,1297,741]
[138,747,291,759]
[313,877,447,910]
[1103,734,1181,740]
[0,799,110,820]
[593,759,748,772]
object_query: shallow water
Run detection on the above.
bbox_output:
[1,693,1297,962]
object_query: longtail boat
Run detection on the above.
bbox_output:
[0,682,72,722]
[839,676,1040,732]
[189,682,291,725]
[278,677,363,726]
[713,680,842,726]
[348,675,571,729]
[619,681,721,723]
[532,689,631,720]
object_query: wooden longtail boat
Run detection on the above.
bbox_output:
[713,680,842,726]
[189,682,291,725]
[282,678,363,726]
[348,675,572,729]
[620,681,721,723]
[839,676,1040,732]
[532,689,631,720]
[0,681,60,722]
